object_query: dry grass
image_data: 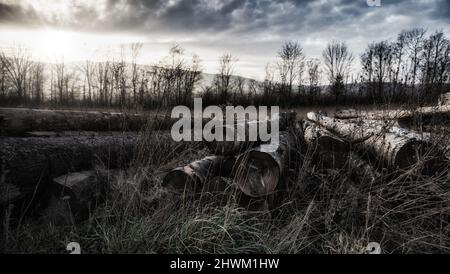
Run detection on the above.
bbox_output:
[2,108,450,254]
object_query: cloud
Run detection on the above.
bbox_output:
[0,0,449,78]
[1,0,448,37]
[0,2,40,25]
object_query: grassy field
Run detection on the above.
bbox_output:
[2,118,450,254]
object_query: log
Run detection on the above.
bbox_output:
[334,108,409,120]
[44,169,121,225]
[204,112,297,155]
[162,156,235,193]
[307,112,433,170]
[0,107,152,135]
[303,121,350,169]
[334,105,450,131]
[234,131,292,197]
[347,152,381,185]
[334,109,360,120]
[438,92,450,106]
[0,107,212,136]
[397,106,450,130]
[0,132,150,207]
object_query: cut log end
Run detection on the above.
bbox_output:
[304,122,349,169]
[394,139,432,170]
[162,167,200,193]
[235,150,280,197]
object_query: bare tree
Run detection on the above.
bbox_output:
[322,41,354,102]
[216,53,237,103]
[183,54,202,105]
[361,41,393,102]
[404,28,426,88]
[0,46,32,101]
[420,31,449,96]
[54,59,66,105]
[130,42,143,106]
[277,41,305,103]
[306,58,321,100]
[30,62,45,104]
[81,60,94,104]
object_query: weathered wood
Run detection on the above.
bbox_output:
[204,112,296,155]
[397,106,450,130]
[204,123,262,155]
[44,169,120,225]
[234,132,292,197]
[0,107,153,135]
[347,152,381,185]
[303,121,350,169]
[0,107,214,136]
[307,112,433,170]
[334,109,360,120]
[334,108,409,120]
[0,132,148,207]
[162,156,235,193]
[438,92,450,106]
[334,105,450,131]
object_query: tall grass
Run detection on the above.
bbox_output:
[2,111,450,254]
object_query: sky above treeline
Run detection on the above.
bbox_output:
[0,0,449,80]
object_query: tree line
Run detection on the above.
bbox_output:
[1,28,449,109]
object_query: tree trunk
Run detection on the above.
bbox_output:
[334,105,450,131]
[234,131,293,197]
[0,133,145,208]
[204,112,297,155]
[0,107,208,136]
[303,121,350,169]
[347,152,381,185]
[162,156,235,193]
[307,112,433,170]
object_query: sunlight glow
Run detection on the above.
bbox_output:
[0,28,148,63]
[34,30,78,60]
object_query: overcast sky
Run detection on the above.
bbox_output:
[0,0,449,80]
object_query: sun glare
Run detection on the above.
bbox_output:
[34,30,78,60]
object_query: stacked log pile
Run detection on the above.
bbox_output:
[163,112,298,200]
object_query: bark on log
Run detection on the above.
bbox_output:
[397,107,450,130]
[347,152,381,185]
[162,156,235,193]
[234,131,292,197]
[307,112,433,170]
[204,123,261,155]
[0,107,151,135]
[44,169,121,225]
[204,112,297,155]
[0,107,211,136]
[438,92,450,106]
[0,132,148,207]
[334,105,450,131]
[303,121,350,169]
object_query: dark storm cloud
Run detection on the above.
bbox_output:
[0,0,448,36]
[430,0,450,22]
[0,2,39,25]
